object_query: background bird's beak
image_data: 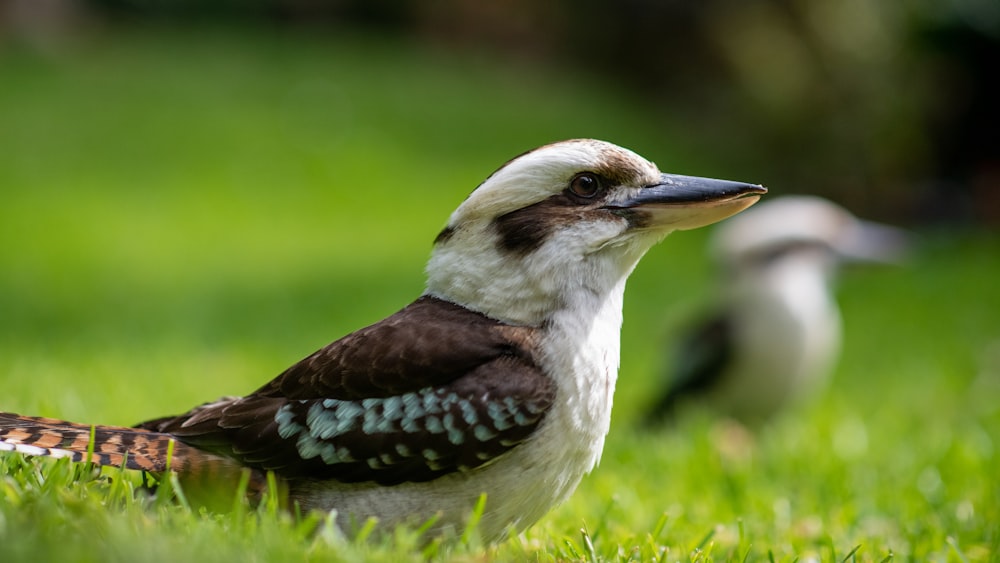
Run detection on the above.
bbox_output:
[609,173,767,231]
[835,219,911,264]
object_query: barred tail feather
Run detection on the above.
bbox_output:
[0,411,281,510]
[0,412,235,475]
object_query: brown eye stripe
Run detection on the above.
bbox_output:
[492,192,624,255]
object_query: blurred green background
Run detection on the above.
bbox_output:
[1,0,996,415]
[0,1,998,560]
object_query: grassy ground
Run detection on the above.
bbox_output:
[1,26,998,562]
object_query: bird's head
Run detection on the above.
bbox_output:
[712,195,910,281]
[426,139,765,325]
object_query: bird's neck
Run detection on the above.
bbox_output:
[748,259,838,323]
[424,240,645,327]
[538,278,626,469]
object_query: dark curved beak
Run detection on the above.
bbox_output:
[634,174,766,205]
[607,173,767,231]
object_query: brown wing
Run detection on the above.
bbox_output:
[254,296,536,399]
[139,296,556,485]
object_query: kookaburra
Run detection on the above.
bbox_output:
[0,139,764,541]
[644,196,907,425]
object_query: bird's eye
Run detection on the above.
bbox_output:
[568,173,602,199]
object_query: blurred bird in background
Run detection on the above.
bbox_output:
[644,196,909,426]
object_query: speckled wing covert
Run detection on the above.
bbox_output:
[138,296,556,485]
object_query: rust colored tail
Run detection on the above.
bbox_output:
[0,412,238,475]
[0,411,279,508]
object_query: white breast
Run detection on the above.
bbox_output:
[711,258,841,418]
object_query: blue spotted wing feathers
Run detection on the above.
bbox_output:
[138,297,555,485]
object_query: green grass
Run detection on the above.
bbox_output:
[1,25,998,562]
